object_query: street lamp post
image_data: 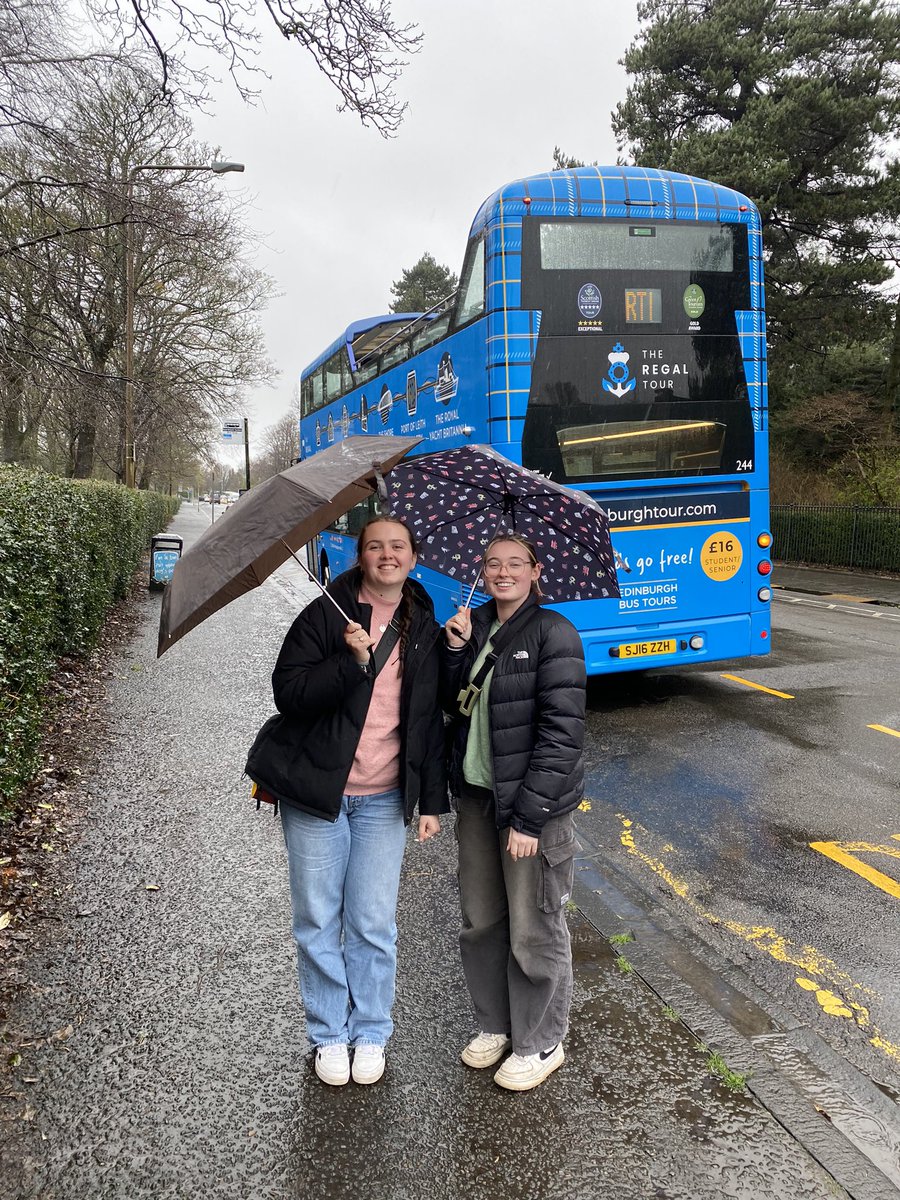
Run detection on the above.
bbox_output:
[123,160,245,488]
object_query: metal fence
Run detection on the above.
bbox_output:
[770,505,900,573]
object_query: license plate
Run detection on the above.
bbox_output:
[618,639,677,659]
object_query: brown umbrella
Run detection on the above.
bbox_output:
[157,434,420,657]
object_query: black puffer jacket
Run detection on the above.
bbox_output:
[246,569,447,823]
[442,595,586,836]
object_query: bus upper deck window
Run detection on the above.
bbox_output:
[311,369,325,410]
[413,315,450,353]
[382,341,410,370]
[325,352,344,401]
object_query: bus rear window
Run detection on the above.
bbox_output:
[558,419,726,478]
[539,222,734,273]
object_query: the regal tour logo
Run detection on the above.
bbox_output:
[601,343,637,398]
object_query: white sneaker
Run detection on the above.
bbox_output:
[460,1031,512,1069]
[314,1043,350,1086]
[351,1044,385,1085]
[493,1043,564,1091]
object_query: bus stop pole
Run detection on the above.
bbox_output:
[244,417,251,491]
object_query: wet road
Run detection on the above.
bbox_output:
[0,507,873,1199]
[579,585,900,1095]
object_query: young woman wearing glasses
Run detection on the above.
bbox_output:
[442,533,586,1091]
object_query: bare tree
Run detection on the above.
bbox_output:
[0,63,275,483]
[90,0,421,135]
[254,410,298,481]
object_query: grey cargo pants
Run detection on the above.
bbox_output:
[456,787,578,1056]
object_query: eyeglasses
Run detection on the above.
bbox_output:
[482,558,533,576]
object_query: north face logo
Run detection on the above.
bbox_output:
[513,650,529,660]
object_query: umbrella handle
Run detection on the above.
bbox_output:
[278,539,354,625]
[459,516,507,609]
[462,576,481,610]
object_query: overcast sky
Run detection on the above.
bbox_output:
[189,1,641,443]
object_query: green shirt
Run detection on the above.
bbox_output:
[462,619,501,790]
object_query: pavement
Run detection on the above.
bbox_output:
[1,506,899,1199]
[774,564,900,607]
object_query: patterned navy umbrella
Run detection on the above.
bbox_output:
[386,445,619,603]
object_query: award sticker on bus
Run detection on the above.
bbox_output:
[578,283,602,317]
[683,284,706,320]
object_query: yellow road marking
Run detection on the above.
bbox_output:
[720,673,794,700]
[810,840,900,902]
[868,723,900,740]
[796,977,868,1022]
[616,814,900,1064]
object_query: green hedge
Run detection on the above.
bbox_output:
[0,467,179,815]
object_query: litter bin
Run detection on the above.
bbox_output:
[149,534,183,592]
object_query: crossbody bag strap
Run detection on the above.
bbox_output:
[370,619,401,677]
[457,607,541,717]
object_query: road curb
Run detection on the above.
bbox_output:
[773,583,899,608]
[573,827,900,1200]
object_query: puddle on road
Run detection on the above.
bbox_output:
[754,1030,900,1189]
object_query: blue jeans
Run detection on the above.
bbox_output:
[280,789,407,1048]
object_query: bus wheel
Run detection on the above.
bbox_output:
[320,553,331,586]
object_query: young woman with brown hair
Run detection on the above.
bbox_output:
[246,517,447,1087]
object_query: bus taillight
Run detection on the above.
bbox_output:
[757,531,772,548]
[758,560,772,575]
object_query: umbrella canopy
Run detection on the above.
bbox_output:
[157,434,420,657]
[385,445,619,603]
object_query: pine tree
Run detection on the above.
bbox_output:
[389,253,458,313]
[613,0,900,422]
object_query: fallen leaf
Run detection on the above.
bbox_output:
[22,1104,36,1121]
[52,1025,74,1042]
[40,843,55,852]
[37,803,54,811]
[145,884,160,892]
[7,1053,21,1068]
[0,911,11,930]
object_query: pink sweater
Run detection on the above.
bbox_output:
[345,590,402,795]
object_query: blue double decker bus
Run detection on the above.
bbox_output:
[299,166,772,675]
